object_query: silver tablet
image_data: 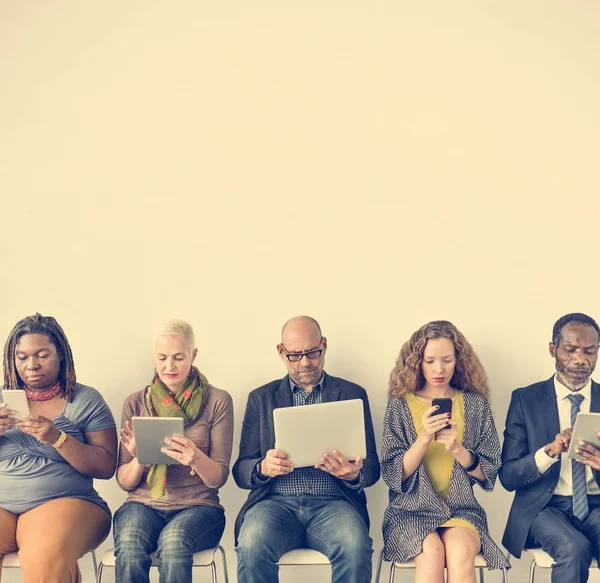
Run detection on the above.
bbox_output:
[567,412,600,460]
[273,399,367,468]
[132,417,184,465]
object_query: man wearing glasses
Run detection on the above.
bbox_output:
[233,315,380,583]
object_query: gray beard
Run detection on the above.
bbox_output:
[556,370,589,392]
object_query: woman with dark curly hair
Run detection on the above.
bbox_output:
[380,320,509,582]
[0,313,117,582]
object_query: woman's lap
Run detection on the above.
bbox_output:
[114,502,225,553]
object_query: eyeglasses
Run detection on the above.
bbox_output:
[281,348,324,362]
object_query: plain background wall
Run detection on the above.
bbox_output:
[1,2,599,581]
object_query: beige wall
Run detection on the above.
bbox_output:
[1,2,599,581]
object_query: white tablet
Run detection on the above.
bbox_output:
[132,417,184,465]
[567,412,600,460]
[273,399,367,468]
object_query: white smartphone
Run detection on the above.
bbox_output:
[2,390,30,420]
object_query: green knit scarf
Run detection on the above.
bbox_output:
[144,366,208,499]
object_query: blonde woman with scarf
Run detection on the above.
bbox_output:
[113,319,234,583]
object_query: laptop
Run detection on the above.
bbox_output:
[132,417,184,465]
[273,399,366,468]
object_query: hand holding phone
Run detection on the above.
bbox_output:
[2,390,30,421]
[432,397,452,430]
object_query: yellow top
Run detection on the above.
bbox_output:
[406,390,475,531]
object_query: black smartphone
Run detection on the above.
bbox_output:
[432,397,452,430]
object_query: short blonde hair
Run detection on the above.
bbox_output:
[154,319,195,349]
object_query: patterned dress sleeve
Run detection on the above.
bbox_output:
[381,397,419,494]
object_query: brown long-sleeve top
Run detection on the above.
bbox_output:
[117,384,234,511]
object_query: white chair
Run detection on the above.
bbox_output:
[95,545,229,583]
[523,548,598,583]
[277,548,331,568]
[374,548,508,583]
[0,550,98,578]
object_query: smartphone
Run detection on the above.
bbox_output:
[432,397,452,430]
[2,390,30,420]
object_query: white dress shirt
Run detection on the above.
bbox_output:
[534,376,600,495]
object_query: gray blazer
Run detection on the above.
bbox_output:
[232,372,380,543]
[381,390,509,569]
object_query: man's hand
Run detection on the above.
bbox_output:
[575,431,600,471]
[260,449,294,477]
[316,450,362,481]
[544,428,573,458]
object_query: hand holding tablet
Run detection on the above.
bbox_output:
[568,413,600,469]
[132,417,184,465]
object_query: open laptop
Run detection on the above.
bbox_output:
[273,399,366,468]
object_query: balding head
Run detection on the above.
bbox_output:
[278,315,327,391]
[281,315,322,343]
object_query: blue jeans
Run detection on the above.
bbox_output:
[113,502,225,583]
[235,495,373,583]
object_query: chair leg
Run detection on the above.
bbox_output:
[374,548,384,583]
[217,545,229,583]
[210,561,217,583]
[502,566,508,583]
[478,566,484,583]
[91,550,98,579]
[96,562,104,583]
[388,561,396,583]
[529,560,536,583]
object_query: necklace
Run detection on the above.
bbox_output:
[24,381,62,401]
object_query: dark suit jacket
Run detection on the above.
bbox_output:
[499,375,600,557]
[232,372,380,543]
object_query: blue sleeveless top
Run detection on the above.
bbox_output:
[0,383,115,515]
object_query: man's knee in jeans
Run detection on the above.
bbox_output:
[237,516,272,554]
[236,513,294,564]
[314,521,372,560]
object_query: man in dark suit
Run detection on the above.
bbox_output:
[232,315,380,583]
[500,312,600,582]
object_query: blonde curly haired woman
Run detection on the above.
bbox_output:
[380,320,509,582]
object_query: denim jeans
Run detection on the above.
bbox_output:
[235,494,373,583]
[113,502,225,583]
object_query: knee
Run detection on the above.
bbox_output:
[444,540,478,566]
[113,522,156,558]
[555,536,593,565]
[19,552,73,580]
[157,527,195,557]
[237,516,271,553]
[328,527,372,560]
[236,517,284,567]
[419,536,445,568]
